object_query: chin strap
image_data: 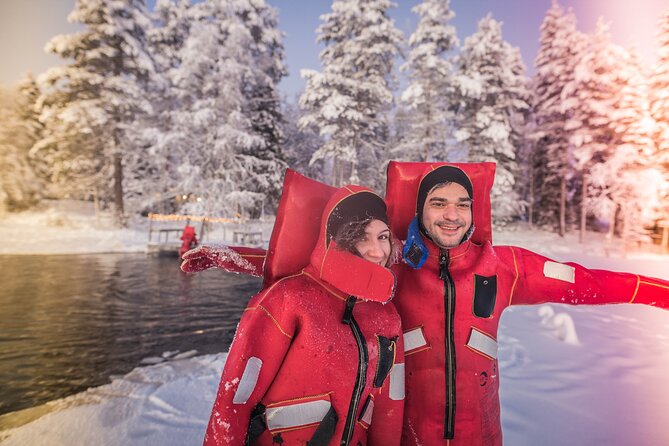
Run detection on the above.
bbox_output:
[403,217,429,269]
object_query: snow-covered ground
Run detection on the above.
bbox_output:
[0,200,147,255]
[1,203,668,445]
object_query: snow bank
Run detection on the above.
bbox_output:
[494,223,669,278]
[4,300,669,445]
[0,200,147,255]
[0,353,227,446]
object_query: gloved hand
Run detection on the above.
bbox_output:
[180,244,265,277]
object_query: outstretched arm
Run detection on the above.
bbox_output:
[503,246,669,308]
[181,245,266,276]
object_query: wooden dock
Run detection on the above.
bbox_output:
[146,214,206,257]
[145,214,268,256]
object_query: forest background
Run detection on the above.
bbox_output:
[1,0,668,244]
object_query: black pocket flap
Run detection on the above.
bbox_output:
[473,274,497,318]
[374,335,397,387]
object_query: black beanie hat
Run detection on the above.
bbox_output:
[416,165,473,218]
[327,191,388,245]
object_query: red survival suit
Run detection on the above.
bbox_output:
[386,161,669,446]
[179,225,198,257]
[202,179,405,446]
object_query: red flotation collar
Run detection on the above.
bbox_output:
[263,169,336,286]
[385,161,496,245]
[264,170,395,303]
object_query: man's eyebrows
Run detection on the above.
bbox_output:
[428,197,472,202]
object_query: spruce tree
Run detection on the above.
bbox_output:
[650,6,669,219]
[169,0,264,217]
[0,78,42,213]
[281,101,324,182]
[562,19,624,241]
[139,0,195,214]
[237,0,287,213]
[453,15,531,223]
[35,0,156,225]
[399,0,458,162]
[593,48,661,242]
[532,1,584,233]
[299,0,403,187]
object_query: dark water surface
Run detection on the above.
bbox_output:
[0,254,260,416]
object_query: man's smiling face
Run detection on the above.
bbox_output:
[421,183,472,249]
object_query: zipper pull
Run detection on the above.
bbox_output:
[342,296,356,324]
[439,250,450,280]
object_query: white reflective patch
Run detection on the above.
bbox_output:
[389,363,405,400]
[403,327,427,353]
[467,328,497,360]
[233,357,262,404]
[266,399,331,431]
[360,398,374,426]
[543,261,575,283]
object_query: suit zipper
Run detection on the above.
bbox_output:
[439,250,456,439]
[341,296,368,446]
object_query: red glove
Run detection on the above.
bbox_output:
[180,244,265,276]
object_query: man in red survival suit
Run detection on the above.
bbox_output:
[385,162,669,446]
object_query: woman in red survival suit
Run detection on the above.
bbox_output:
[198,173,405,446]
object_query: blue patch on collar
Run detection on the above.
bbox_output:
[403,216,428,269]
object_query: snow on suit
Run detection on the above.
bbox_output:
[203,177,405,446]
[385,161,669,446]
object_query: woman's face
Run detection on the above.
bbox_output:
[355,219,391,267]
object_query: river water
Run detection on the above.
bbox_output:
[0,254,260,417]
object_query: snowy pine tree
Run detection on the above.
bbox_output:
[138,0,193,213]
[281,100,324,181]
[32,65,107,206]
[562,19,626,241]
[169,0,264,217]
[532,1,585,233]
[399,0,458,162]
[35,0,157,225]
[150,0,191,74]
[115,0,194,215]
[143,0,286,217]
[299,0,403,188]
[452,15,531,223]
[592,48,663,241]
[0,78,42,213]
[650,6,669,219]
[237,0,287,212]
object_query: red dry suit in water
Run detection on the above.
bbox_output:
[203,176,405,446]
[385,161,669,446]
[179,225,198,257]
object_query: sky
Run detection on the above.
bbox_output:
[0,0,667,98]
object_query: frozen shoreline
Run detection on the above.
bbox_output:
[0,201,147,255]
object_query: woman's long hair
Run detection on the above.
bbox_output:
[332,218,400,268]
